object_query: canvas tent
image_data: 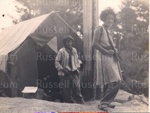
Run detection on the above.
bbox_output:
[0,11,83,97]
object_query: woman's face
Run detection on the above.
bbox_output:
[104,14,115,27]
[65,39,73,49]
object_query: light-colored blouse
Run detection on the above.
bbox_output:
[55,47,82,76]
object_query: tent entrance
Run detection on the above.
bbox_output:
[36,45,59,95]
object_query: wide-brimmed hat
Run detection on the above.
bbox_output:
[63,35,74,44]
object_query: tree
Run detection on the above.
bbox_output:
[15,0,83,25]
[113,0,149,83]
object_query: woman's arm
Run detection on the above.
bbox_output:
[55,51,63,71]
[55,50,70,74]
[92,27,109,55]
[92,27,114,56]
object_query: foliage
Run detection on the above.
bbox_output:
[113,0,149,82]
[14,0,83,34]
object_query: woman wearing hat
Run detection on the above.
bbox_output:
[92,8,122,111]
[55,35,84,104]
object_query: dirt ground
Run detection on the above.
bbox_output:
[0,90,148,113]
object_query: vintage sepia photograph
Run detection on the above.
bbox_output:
[0,0,149,112]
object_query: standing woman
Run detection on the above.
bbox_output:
[92,8,122,111]
[55,35,84,104]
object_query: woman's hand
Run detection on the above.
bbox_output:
[61,68,70,75]
[106,50,115,56]
[114,48,118,53]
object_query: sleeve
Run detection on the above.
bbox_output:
[55,50,63,71]
[92,26,102,46]
[73,48,82,68]
[92,26,111,55]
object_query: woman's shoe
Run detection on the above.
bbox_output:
[98,104,108,111]
[108,104,115,108]
[76,100,85,104]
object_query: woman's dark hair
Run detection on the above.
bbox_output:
[100,7,117,22]
[63,35,74,45]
